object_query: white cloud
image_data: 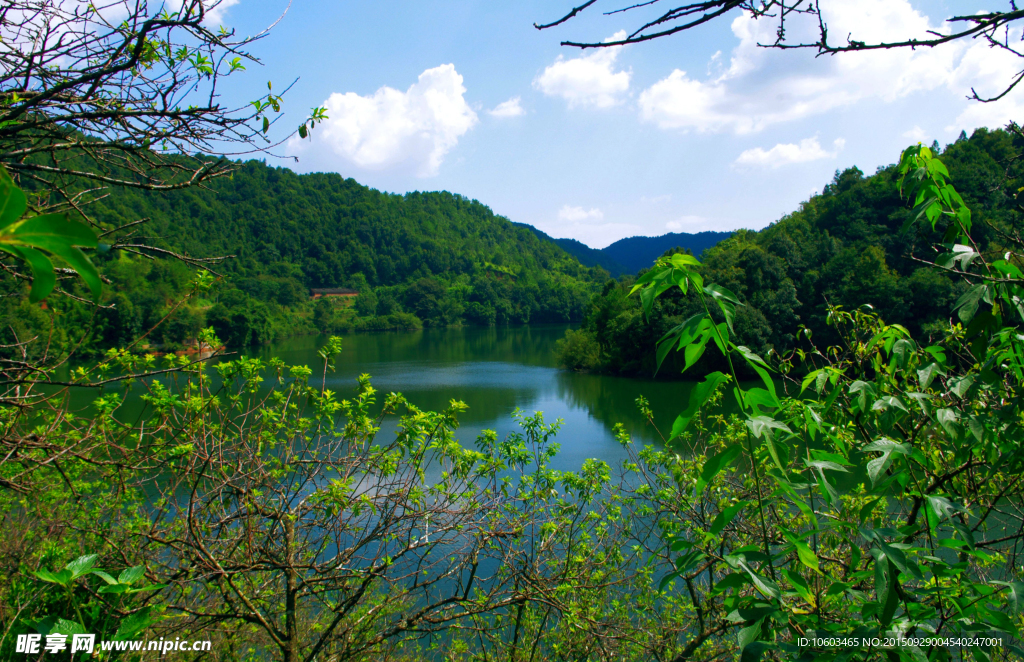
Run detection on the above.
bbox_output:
[558,205,604,222]
[638,0,1024,134]
[489,96,525,118]
[665,215,707,232]
[734,137,845,169]
[950,98,1024,135]
[534,31,631,108]
[903,126,929,142]
[293,64,477,177]
[164,0,240,26]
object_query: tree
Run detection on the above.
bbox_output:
[0,0,329,374]
[624,145,1024,660]
[0,0,326,281]
[1,0,325,204]
[537,1,1024,101]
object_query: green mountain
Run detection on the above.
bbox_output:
[514,224,733,277]
[513,223,627,275]
[4,161,607,352]
[600,231,733,274]
[560,128,1023,376]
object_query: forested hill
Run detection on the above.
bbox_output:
[559,128,1024,376]
[513,223,628,275]
[7,161,607,351]
[600,231,733,274]
[514,224,733,276]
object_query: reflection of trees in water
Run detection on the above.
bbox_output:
[321,325,571,367]
[372,386,541,425]
[262,328,767,453]
[554,371,698,447]
[553,371,762,450]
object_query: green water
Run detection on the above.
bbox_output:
[257,325,703,469]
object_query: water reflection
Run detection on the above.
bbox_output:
[258,326,706,471]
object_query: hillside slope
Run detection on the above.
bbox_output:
[513,223,627,275]
[5,161,606,351]
[561,129,1024,376]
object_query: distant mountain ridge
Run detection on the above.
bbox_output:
[513,223,627,275]
[515,224,733,276]
[601,231,734,274]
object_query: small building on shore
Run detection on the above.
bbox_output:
[311,288,359,299]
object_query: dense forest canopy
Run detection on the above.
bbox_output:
[560,128,1024,375]
[3,159,607,353]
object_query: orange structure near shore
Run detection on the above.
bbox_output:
[310,288,359,299]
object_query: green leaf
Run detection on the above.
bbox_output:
[669,253,701,268]
[712,572,750,594]
[704,283,741,333]
[994,581,1024,613]
[871,395,908,414]
[710,501,749,536]
[782,530,820,573]
[33,569,65,585]
[738,559,781,600]
[91,570,118,585]
[65,554,98,579]
[876,557,900,627]
[859,497,881,524]
[694,443,743,495]
[55,246,101,302]
[811,466,840,507]
[683,339,707,372]
[656,313,707,375]
[890,338,915,369]
[967,415,985,442]
[953,284,987,324]
[743,388,780,412]
[659,569,681,592]
[735,345,776,399]
[118,565,146,585]
[655,334,678,375]
[739,622,769,662]
[800,369,823,395]
[746,415,791,443]
[782,568,815,606]
[14,214,97,248]
[97,584,131,594]
[863,438,910,487]
[0,171,27,229]
[9,215,101,302]
[936,408,960,439]
[726,604,776,623]
[113,607,158,640]
[670,371,728,442]
[52,619,87,636]
[1,244,55,302]
[804,460,848,473]
[906,392,932,417]
[849,381,877,413]
[948,375,975,399]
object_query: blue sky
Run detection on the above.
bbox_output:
[209,0,1022,248]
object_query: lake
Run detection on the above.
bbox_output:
[256,325,702,471]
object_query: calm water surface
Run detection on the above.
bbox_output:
[257,325,702,470]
